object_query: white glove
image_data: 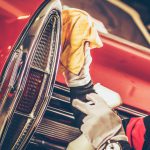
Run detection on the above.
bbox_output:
[93,83,122,109]
[72,93,128,149]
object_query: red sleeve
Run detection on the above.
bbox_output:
[126,117,146,150]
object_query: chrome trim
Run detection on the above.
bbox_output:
[117,105,148,117]
[46,107,74,119]
[100,32,150,53]
[36,119,80,142]
[0,0,62,149]
[47,105,74,116]
[51,95,70,103]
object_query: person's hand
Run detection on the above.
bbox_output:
[72,93,128,149]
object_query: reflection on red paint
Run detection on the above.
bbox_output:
[17,15,30,20]
[8,46,11,50]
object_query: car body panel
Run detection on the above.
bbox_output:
[0,0,44,76]
[91,34,150,114]
[56,33,150,114]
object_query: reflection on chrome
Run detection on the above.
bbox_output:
[0,0,62,149]
[0,47,24,137]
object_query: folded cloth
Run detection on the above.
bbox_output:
[124,116,150,150]
[64,42,93,87]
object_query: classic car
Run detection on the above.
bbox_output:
[0,0,150,150]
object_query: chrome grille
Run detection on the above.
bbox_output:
[16,69,44,114]
[36,119,80,143]
[29,82,81,149]
[0,5,61,149]
[32,16,54,70]
[1,114,27,150]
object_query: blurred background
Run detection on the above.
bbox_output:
[61,0,150,48]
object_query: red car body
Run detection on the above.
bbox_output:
[0,0,44,76]
[57,33,150,114]
[1,0,150,115]
[0,0,150,149]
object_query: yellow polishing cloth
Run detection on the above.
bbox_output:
[60,8,103,75]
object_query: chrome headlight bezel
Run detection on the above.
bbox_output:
[0,0,62,149]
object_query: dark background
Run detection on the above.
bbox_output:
[123,0,150,30]
[61,0,150,47]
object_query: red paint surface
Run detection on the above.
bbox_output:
[90,36,150,114]
[0,0,44,75]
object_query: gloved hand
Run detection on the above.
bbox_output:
[72,93,129,149]
[70,81,95,128]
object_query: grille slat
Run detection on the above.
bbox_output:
[36,119,81,143]
[16,69,44,114]
[32,19,53,70]
[1,114,27,150]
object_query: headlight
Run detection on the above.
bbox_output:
[0,0,62,149]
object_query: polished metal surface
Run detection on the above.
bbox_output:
[0,0,62,149]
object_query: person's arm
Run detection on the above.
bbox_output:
[72,93,131,149]
[123,116,150,150]
[61,9,102,127]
